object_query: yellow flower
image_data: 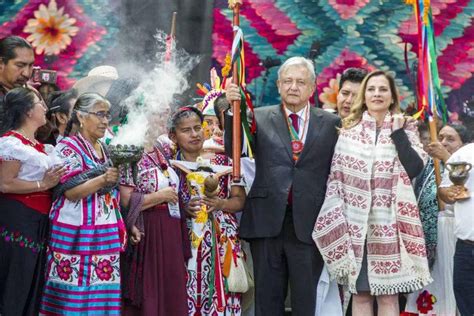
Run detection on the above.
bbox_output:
[221,54,232,78]
[23,0,79,55]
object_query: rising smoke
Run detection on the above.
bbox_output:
[111,31,200,147]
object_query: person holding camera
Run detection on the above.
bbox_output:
[0,87,65,316]
[0,36,34,97]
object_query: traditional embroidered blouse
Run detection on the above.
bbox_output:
[0,131,59,214]
[0,132,57,181]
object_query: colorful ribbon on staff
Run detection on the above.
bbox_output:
[408,0,448,123]
[231,25,255,158]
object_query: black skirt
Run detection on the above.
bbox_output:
[0,196,49,316]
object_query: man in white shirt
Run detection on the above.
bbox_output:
[439,142,474,316]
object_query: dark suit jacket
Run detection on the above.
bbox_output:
[226,105,340,244]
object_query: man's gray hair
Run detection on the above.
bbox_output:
[277,57,316,83]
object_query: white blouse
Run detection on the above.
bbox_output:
[0,135,59,181]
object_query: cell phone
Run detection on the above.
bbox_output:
[32,67,57,84]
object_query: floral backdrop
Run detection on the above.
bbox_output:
[0,0,120,88]
[1,0,472,116]
[212,0,474,115]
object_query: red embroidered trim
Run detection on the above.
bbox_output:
[2,130,46,154]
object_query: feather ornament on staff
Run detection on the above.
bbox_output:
[407,0,448,185]
[228,0,255,182]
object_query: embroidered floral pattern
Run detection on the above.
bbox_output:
[24,0,79,56]
[0,226,45,253]
[90,254,120,285]
[49,252,80,285]
[95,258,114,281]
[57,258,74,281]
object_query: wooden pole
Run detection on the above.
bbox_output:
[231,2,242,182]
[428,116,441,186]
[165,12,177,63]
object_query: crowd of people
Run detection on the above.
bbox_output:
[0,34,473,316]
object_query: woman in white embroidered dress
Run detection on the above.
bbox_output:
[169,107,246,316]
[0,87,65,315]
[313,70,431,316]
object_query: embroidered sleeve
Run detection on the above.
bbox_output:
[55,142,84,183]
[0,136,33,162]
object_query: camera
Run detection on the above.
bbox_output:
[32,67,57,84]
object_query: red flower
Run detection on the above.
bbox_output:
[56,259,73,281]
[95,259,114,281]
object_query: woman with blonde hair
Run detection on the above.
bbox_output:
[313,70,431,316]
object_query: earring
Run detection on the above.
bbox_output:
[80,122,83,128]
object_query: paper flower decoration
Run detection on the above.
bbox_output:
[24,0,79,56]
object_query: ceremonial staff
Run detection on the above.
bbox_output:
[228,0,255,183]
[165,11,177,63]
[229,0,242,182]
[409,0,448,186]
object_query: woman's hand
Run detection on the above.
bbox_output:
[42,165,67,189]
[203,195,225,213]
[129,225,143,245]
[102,167,119,187]
[185,197,202,218]
[155,187,178,204]
[391,114,406,132]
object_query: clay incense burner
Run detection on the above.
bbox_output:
[107,144,143,181]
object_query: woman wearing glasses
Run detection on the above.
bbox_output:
[40,93,126,315]
[0,87,65,315]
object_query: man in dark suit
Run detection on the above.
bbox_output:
[225,57,340,315]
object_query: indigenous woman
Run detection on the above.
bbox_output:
[119,110,188,315]
[169,107,246,316]
[313,70,431,316]
[40,93,126,315]
[0,87,64,315]
[405,123,470,315]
